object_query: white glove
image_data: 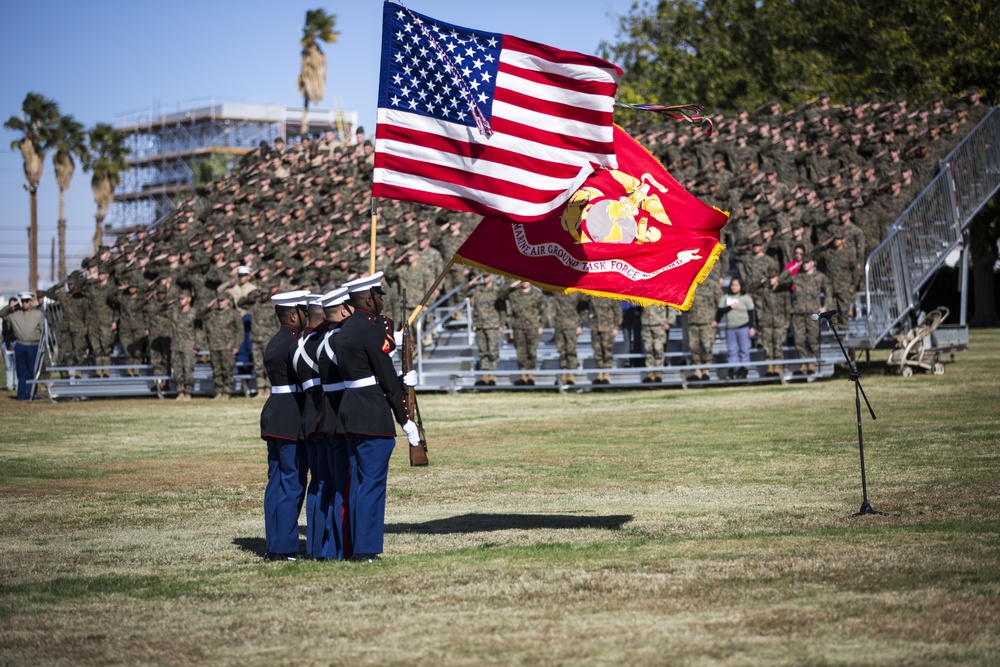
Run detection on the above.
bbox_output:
[402,370,417,387]
[393,331,404,347]
[402,420,421,447]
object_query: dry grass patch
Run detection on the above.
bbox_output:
[1,330,998,665]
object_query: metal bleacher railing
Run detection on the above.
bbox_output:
[864,108,1000,347]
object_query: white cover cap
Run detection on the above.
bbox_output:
[236,265,253,275]
[270,290,312,307]
[343,271,386,294]
[321,287,350,308]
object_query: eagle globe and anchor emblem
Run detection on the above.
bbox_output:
[560,170,674,245]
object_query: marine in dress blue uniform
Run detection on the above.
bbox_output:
[331,273,420,562]
[260,290,310,561]
[314,287,352,560]
[294,294,329,559]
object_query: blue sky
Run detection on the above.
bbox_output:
[0,0,635,291]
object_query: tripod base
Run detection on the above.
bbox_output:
[852,499,888,517]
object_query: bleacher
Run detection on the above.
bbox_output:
[31,356,256,402]
[406,304,841,393]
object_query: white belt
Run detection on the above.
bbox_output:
[344,376,377,389]
[300,378,321,390]
[322,382,346,392]
[270,384,299,394]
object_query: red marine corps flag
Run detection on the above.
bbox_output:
[373,2,621,222]
[454,126,729,309]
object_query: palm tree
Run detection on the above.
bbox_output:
[50,114,90,281]
[297,8,338,138]
[4,92,59,293]
[83,123,129,254]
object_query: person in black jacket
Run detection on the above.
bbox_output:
[331,273,419,562]
[260,290,311,561]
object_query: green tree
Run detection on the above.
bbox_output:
[603,0,1000,112]
[50,114,90,282]
[4,92,60,293]
[297,8,338,138]
[603,0,1000,323]
[83,123,129,254]
[192,151,230,188]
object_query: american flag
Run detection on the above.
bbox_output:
[373,2,622,222]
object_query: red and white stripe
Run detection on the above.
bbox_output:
[374,35,621,222]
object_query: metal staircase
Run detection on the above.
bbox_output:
[864,108,1000,347]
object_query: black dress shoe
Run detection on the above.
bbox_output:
[265,552,298,562]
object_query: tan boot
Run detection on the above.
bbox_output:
[807,363,816,374]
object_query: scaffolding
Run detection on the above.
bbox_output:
[107,99,358,230]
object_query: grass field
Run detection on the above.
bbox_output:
[1,331,999,666]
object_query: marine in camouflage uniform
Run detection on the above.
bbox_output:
[460,273,504,386]
[57,286,87,367]
[776,257,831,374]
[837,214,867,289]
[640,304,676,382]
[587,297,622,384]
[115,286,148,369]
[201,293,244,399]
[742,242,788,377]
[87,272,118,372]
[144,288,173,380]
[548,291,585,384]
[816,232,858,329]
[686,275,723,380]
[245,290,275,396]
[502,282,545,385]
[171,291,198,400]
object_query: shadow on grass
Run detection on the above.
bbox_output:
[232,536,268,557]
[386,513,633,534]
[231,515,633,555]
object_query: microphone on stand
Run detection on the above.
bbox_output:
[812,310,837,321]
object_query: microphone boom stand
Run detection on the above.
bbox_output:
[820,315,885,516]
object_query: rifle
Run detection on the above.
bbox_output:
[400,289,429,466]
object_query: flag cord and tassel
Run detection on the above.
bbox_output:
[407,256,456,326]
[369,197,378,276]
[615,102,714,136]
[396,1,492,137]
